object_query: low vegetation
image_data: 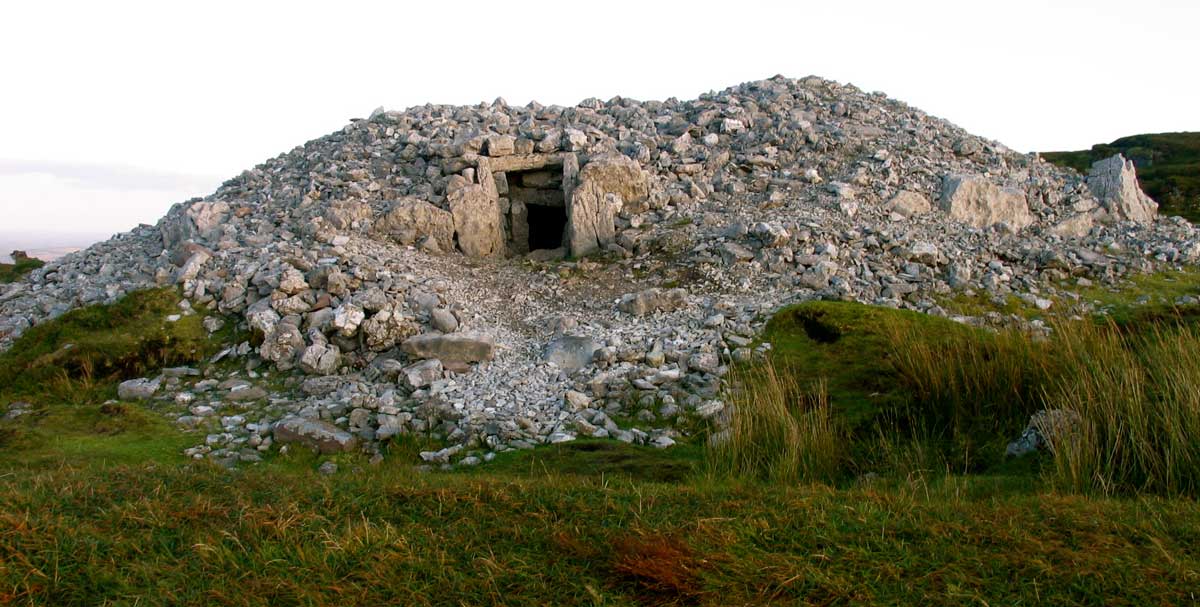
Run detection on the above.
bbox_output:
[1044,320,1200,497]
[0,288,226,404]
[0,254,43,284]
[716,299,1200,498]
[2,287,1200,603]
[1042,131,1200,221]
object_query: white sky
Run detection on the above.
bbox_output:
[0,0,1196,241]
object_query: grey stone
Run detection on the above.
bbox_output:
[1087,154,1158,224]
[401,359,443,390]
[375,198,457,251]
[543,335,600,372]
[886,190,932,218]
[274,417,359,454]
[449,185,505,258]
[431,308,459,333]
[401,332,496,364]
[117,378,160,401]
[939,174,1033,231]
[618,288,688,316]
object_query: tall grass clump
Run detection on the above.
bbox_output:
[884,320,1052,435]
[1044,319,1200,497]
[708,358,842,483]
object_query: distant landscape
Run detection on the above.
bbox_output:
[0,230,111,263]
[1043,132,1200,221]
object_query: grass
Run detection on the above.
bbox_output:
[0,287,231,404]
[708,363,841,483]
[719,298,1200,498]
[1070,266,1200,322]
[1044,319,1200,497]
[719,301,1049,479]
[1042,131,1200,221]
[3,289,1200,602]
[0,255,43,284]
[1,458,1199,605]
[937,290,1043,319]
[0,402,194,469]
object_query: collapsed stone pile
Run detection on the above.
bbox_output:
[2,75,1196,466]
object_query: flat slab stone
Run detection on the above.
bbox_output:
[273,417,359,454]
[543,335,600,372]
[117,378,160,401]
[401,331,496,364]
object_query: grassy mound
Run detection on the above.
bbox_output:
[0,288,225,403]
[717,302,1051,476]
[2,289,1200,603]
[715,299,1200,497]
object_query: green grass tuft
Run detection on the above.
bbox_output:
[1044,319,1200,497]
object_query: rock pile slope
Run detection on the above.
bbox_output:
[3,75,1197,465]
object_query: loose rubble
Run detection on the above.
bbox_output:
[2,75,1195,468]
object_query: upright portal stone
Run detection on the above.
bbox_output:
[567,155,650,257]
[1087,154,1158,224]
[449,185,505,257]
[939,174,1033,231]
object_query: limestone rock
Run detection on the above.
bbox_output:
[449,185,505,258]
[361,305,420,352]
[618,288,688,316]
[118,377,160,401]
[1050,213,1095,239]
[564,390,591,411]
[401,359,443,390]
[332,303,365,337]
[543,335,600,372]
[175,250,211,284]
[567,155,649,256]
[273,417,359,454]
[374,198,456,251]
[886,190,932,218]
[401,332,496,364]
[246,300,281,338]
[277,267,309,296]
[431,308,459,333]
[323,200,372,230]
[299,343,341,375]
[260,322,305,370]
[1087,154,1158,224]
[483,135,515,157]
[939,174,1033,231]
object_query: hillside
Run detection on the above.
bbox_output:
[1043,132,1200,221]
[2,74,1198,468]
[3,74,1200,603]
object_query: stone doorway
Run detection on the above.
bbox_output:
[501,164,567,253]
[526,202,566,250]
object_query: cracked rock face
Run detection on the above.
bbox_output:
[1088,154,1159,224]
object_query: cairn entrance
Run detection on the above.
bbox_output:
[500,164,567,253]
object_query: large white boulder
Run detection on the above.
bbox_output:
[939,174,1033,231]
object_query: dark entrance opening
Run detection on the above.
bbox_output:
[502,165,566,252]
[526,203,566,250]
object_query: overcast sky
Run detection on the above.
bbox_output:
[0,0,1196,241]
